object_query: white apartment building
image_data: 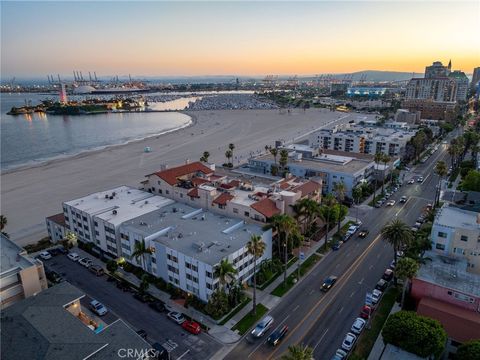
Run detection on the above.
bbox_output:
[119,203,272,302]
[448,70,469,102]
[406,77,458,102]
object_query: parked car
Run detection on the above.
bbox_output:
[396,250,405,258]
[133,292,154,303]
[116,280,131,292]
[89,264,104,276]
[45,270,63,283]
[400,196,407,203]
[167,311,186,325]
[331,349,348,360]
[408,179,415,184]
[358,229,369,238]
[251,315,274,338]
[90,300,108,316]
[321,275,338,292]
[267,325,289,346]
[351,317,366,334]
[332,241,342,251]
[375,279,388,291]
[67,252,80,262]
[182,320,201,335]
[79,257,93,268]
[39,251,52,260]
[389,260,396,269]
[149,300,165,313]
[136,329,148,339]
[341,332,357,351]
[417,176,424,183]
[47,248,61,256]
[382,269,394,282]
[371,289,382,304]
[375,201,383,208]
[359,305,372,319]
[386,200,396,206]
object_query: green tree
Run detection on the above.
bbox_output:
[381,219,414,284]
[412,130,426,163]
[333,181,347,203]
[204,290,229,318]
[434,160,448,206]
[373,152,383,200]
[352,186,363,222]
[247,234,266,315]
[229,143,235,163]
[382,311,447,359]
[461,170,480,191]
[139,274,150,294]
[277,214,298,286]
[281,344,314,360]
[456,340,480,360]
[395,257,419,307]
[200,151,210,162]
[225,149,233,166]
[319,194,338,248]
[336,204,349,233]
[61,231,78,250]
[265,214,284,260]
[106,259,118,274]
[381,154,391,195]
[270,147,278,165]
[215,258,238,291]
[0,214,8,238]
[279,149,289,170]
[291,198,320,236]
[131,239,153,271]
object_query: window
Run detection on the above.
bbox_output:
[435,243,445,250]
[94,221,98,227]
[192,276,198,283]
[460,235,468,242]
[82,216,87,222]
[185,262,191,269]
[180,193,183,198]
[191,265,198,272]
[166,190,170,195]
[206,271,212,278]
[206,283,213,290]
[159,189,163,194]
[244,211,250,217]
[233,208,239,214]
[438,231,447,238]
[151,257,156,264]
[186,273,192,280]
[158,181,161,185]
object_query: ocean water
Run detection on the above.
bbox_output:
[0,93,191,170]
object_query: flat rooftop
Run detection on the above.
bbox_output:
[434,204,480,231]
[64,185,174,226]
[416,250,480,297]
[122,203,264,266]
[1,281,151,360]
[1,234,36,275]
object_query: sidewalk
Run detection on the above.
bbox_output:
[367,302,402,360]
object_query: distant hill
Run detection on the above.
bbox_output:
[347,70,423,82]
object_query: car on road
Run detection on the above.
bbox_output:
[251,315,274,338]
[358,229,369,238]
[386,200,396,206]
[89,300,108,316]
[341,332,357,351]
[267,325,288,346]
[332,241,342,251]
[375,279,388,291]
[389,260,396,269]
[408,179,415,184]
[382,269,394,282]
[67,252,80,262]
[321,275,338,292]
[149,300,165,313]
[400,196,407,203]
[39,251,52,260]
[375,200,383,208]
[359,305,372,319]
[79,257,93,268]
[47,248,62,256]
[396,250,405,258]
[167,311,186,325]
[384,192,391,199]
[89,264,104,276]
[331,349,347,360]
[133,292,154,303]
[417,176,424,183]
[182,320,201,335]
[372,289,382,304]
[136,329,148,339]
[351,317,366,334]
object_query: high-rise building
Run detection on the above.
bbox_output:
[406,77,458,102]
[471,67,480,90]
[425,60,451,78]
[449,70,469,101]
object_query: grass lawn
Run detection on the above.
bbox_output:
[270,253,321,297]
[218,298,251,326]
[231,304,268,335]
[351,287,400,359]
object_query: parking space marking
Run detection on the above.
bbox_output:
[358,277,364,285]
[293,305,300,312]
[313,329,329,351]
[177,350,190,360]
[350,291,355,298]
[339,307,344,314]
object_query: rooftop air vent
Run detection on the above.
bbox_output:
[112,210,118,215]
[105,194,109,199]
[140,221,147,226]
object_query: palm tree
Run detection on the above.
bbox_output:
[381,154,391,195]
[200,151,210,163]
[270,147,279,165]
[434,160,448,207]
[373,152,383,200]
[333,181,347,203]
[352,186,363,223]
[381,219,414,284]
[62,231,78,250]
[319,194,337,247]
[279,149,289,170]
[264,214,284,258]
[247,235,266,315]
[336,204,349,232]
[215,258,238,291]
[0,215,7,231]
[281,344,314,360]
[131,239,153,271]
[278,214,298,286]
[395,257,419,308]
[225,149,233,165]
[291,198,319,236]
[228,143,235,162]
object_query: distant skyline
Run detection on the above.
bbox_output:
[1,1,479,78]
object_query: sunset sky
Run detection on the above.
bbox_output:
[1,1,479,78]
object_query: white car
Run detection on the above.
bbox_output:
[90,300,108,316]
[386,200,396,206]
[67,252,80,262]
[341,332,357,351]
[372,289,383,304]
[408,179,415,184]
[167,311,186,324]
[332,349,347,360]
[251,315,274,338]
[79,257,93,268]
[350,318,366,335]
[39,251,52,260]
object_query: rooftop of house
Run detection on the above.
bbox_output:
[0,282,151,360]
[149,161,214,186]
[121,203,266,266]
[46,213,66,227]
[0,234,37,275]
[63,186,175,226]
[434,204,480,231]
[416,250,480,297]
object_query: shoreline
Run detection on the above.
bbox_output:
[1,111,196,175]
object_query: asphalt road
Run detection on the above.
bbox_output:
[226,135,454,360]
[44,255,222,360]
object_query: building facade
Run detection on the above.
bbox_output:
[471,67,480,90]
[403,99,459,121]
[425,60,451,78]
[406,77,458,102]
[448,70,469,101]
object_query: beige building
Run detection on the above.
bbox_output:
[0,234,48,309]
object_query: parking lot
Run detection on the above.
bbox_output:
[43,253,222,360]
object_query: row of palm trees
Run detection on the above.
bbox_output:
[373,152,391,201]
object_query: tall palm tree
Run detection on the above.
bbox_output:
[0,215,7,231]
[281,344,314,360]
[265,214,284,258]
[247,234,266,315]
[434,160,448,207]
[215,258,238,291]
[270,147,278,165]
[381,219,414,284]
[319,194,337,248]
[131,239,153,271]
[352,186,363,223]
[333,181,347,203]
[200,151,210,163]
[395,257,419,308]
[225,149,233,165]
[279,149,289,170]
[336,204,349,232]
[228,143,235,162]
[291,198,319,236]
[373,152,383,200]
[278,214,298,286]
[381,154,391,195]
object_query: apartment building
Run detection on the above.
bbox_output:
[0,234,48,309]
[45,213,67,243]
[119,203,272,302]
[406,77,458,102]
[448,70,469,102]
[403,99,459,121]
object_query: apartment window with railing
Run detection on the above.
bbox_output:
[460,235,468,242]
[438,231,447,238]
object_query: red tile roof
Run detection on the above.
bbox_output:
[46,213,66,227]
[187,188,200,198]
[280,182,291,190]
[191,177,210,186]
[212,193,234,206]
[293,181,321,197]
[220,183,236,190]
[417,297,480,343]
[153,162,213,186]
[251,198,280,218]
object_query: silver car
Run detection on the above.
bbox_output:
[251,315,274,338]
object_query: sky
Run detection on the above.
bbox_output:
[1,1,479,78]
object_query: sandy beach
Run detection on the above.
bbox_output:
[1,108,370,246]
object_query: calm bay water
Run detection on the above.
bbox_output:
[0,93,191,170]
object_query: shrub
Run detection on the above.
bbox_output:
[456,340,480,360]
[204,290,230,319]
[106,260,118,273]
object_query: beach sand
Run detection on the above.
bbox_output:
[1,108,369,246]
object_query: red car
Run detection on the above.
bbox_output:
[182,320,201,335]
[360,305,372,319]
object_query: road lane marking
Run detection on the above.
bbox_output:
[312,329,329,352]
[293,305,300,312]
[339,307,344,314]
[177,350,190,360]
[350,291,355,298]
[358,277,364,285]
